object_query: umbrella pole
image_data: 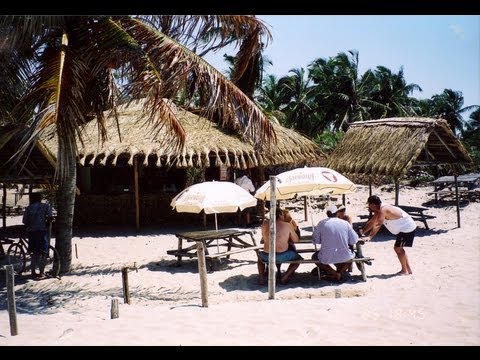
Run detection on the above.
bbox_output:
[268,176,277,299]
[214,213,220,255]
[308,196,320,280]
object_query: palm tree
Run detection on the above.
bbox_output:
[277,68,318,135]
[369,66,422,118]
[255,74,288,124]
[0,15,274,274]
[429,89,477,136]
[308,50,384,131]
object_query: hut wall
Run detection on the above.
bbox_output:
[73,193,195,226]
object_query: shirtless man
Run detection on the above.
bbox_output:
[257,207,302,285]
[361,195,416,275]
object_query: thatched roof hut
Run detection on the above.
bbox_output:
[37,100,325,227]
[326,117,473,227]
[326,117,472,179]
[42,100,325,169]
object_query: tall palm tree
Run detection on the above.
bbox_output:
[308,50,384,131]
[429,89,477,136]
[255,74,288,124]
[277,68,318,135]
[369,66,422,118]
[0,15,274,274]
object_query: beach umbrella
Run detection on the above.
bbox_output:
[254,166,357,201]
[170,180,258,230]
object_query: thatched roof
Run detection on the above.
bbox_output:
[0,126,56,184]
[326,117,472,179]
[42,100,325,169]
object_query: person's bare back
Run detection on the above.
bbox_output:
[261,219,299,253]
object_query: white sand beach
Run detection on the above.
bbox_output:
[1,184,479,346]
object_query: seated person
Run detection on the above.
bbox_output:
[258,207,302,285]
[311,205,358,282]
[336,204,353,226]
[336,204,354,271]
[282,208,301,239]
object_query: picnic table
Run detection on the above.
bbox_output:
[397,205,436,230]
[257,234,374,282]
[428,173,480,204]
[358,205,435,230]
[167,229,260,270]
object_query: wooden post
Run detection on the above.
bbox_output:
[394,179,400,206]
[454,173,460,228]
[75,243,78,259]
[122,267,130,304]
[368,178,373,218]
[111,298,119,319]
[303,196,308,221]
[268,176,277,300]
[133,156,140,231]
[6,265,18,336]
[2,183,6,229]
[196,241,209,307]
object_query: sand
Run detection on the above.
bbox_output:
[1,184,479,346]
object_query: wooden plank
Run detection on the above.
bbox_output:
[205,245,263,259]
[259,257,374,265]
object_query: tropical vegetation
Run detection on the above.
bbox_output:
[0,15,274,273]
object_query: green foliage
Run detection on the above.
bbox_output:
[462,140,480,172]
[313,129,344,153]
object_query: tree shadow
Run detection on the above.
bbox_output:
[145,258,258,274]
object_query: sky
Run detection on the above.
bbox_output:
[204,15,479,117]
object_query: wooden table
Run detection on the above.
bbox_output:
[428,173,480,204]
[398,205,436,230]
[259,234,374,282]
[167,229,260,270]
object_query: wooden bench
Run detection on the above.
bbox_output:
[257,241,374,282]
[168,229,260,271]
[427,189,479,204]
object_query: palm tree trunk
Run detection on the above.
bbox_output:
[55,147,77,274]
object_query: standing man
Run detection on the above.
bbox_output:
[235,172,255,226]
[361,195,416,275]
[22,192,53,279]
[312,205,358,282]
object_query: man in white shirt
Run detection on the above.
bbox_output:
[235,173,255,226]
[361,195,416,275]
[235,174,255,193]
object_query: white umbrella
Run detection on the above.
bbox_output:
[170,181,258,230]
[254,166,357,201]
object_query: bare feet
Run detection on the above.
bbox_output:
[34,273,48,280]
[396,271,412,276]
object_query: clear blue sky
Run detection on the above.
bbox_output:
[205,15,479,117]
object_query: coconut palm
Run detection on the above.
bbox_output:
[308,50,385,131]
[255,74,288,124]
[369,66,422,118]
[429,89,477,136]
[276,68,319,135]
[0,15,274,274]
